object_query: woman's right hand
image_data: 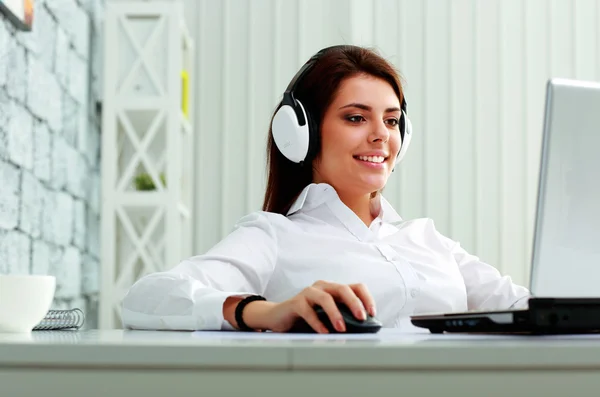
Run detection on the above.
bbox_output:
[243,280,376,333]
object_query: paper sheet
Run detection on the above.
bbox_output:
[192,328,600,342]
[193,329,396,341]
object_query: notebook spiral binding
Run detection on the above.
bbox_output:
[33,308,85,331]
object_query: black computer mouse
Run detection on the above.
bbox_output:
[289,302,382,333]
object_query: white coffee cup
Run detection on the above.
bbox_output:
[0,275,56,333]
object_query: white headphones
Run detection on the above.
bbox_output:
[272,45,413,166]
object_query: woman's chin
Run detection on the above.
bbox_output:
[355,176,388,194]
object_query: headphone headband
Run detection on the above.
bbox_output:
[285,45,407,113]
[284,45,347,94]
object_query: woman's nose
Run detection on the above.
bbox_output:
[370,120,390,143]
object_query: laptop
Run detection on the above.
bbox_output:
[411,78,600,334]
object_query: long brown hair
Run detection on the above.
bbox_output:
[262,45,404,215]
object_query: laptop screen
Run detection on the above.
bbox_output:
[530,79,600,297]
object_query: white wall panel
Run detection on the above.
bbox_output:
[475,0,502,276]
[574,0,598,81]
[395,0,426,220]
[191,0,600,287]
[500,0,527,283]
[449,0,476,261]
[195,0,225,246]
[248,0,274,214]
[424,0,451,235]
[221,0,250,231]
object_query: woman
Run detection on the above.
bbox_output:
[121,45,530,333]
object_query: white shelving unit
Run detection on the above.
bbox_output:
[100,1,194,329]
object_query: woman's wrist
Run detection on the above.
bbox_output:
[223,296,276,330]
[242,300,276,330]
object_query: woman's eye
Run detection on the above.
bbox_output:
[386,118,399,127]
[346,115,365,123]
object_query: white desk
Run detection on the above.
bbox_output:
[1,329,600,397]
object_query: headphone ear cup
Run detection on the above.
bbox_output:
[272,100,311,163]
[395,111,412,165]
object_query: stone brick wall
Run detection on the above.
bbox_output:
[0,0,104,328]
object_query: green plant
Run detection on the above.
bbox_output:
[134,172,166,191]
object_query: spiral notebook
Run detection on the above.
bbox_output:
[33,308,86,331]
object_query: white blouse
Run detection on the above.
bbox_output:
[121,183,531,331]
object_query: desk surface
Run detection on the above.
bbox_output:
[3,330,600,397]
[1,329,600,370]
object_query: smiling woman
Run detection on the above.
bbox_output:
[265,45,409,220]
[121,45,530,335]
[312,75,402,225]
[0,0,34,31]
